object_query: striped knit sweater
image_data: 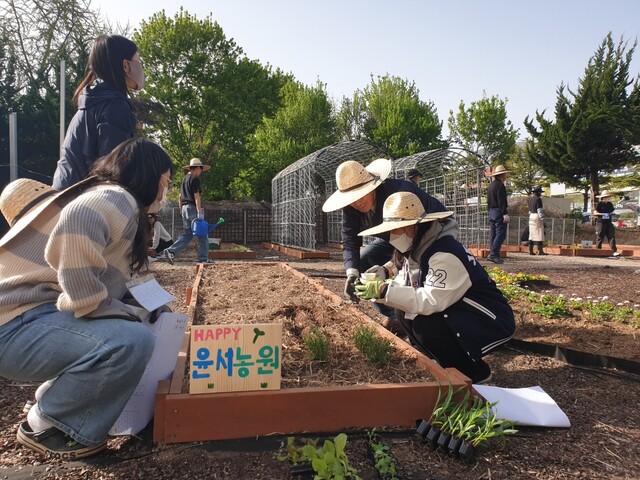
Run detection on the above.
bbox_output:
[0,184,139,326]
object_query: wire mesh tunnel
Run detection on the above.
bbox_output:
[271,140,388,250]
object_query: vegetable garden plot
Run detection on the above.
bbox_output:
[154,263,469,444]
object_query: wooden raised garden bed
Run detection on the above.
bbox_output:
[153,262,469,444]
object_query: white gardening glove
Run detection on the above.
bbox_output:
[503,214,510,224]
[364,265,388,281]
[85,297,147,322]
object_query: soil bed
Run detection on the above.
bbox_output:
[1,248,639,479]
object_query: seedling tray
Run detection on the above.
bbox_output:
[153,262,469,444]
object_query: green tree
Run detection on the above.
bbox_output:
[0,0,106,178]
[447,93,518,168]
[507,140,547,195]
[340,75,445,158]
[134,9,288,199]
[525,33,640,210]
[248,80,338,201]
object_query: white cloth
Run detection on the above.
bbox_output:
[151,221,172,249]
[528,213,544,242]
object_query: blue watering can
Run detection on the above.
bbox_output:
[192,217,225,237]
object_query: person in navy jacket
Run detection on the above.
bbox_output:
[53,35,144,190]
[322,159,452,328]
[355,192,515,384]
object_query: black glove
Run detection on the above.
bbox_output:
[150,304,172,324]
[344,274,360,303]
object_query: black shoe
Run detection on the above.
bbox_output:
[465,359,493,385]
[16,422,106,460]
[197,259,214,264]
[163,249,175,265]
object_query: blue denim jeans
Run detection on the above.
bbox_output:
[488,208,507,257]
[360,238,396,319]
[168,204,209,262]
[0,303,154,445]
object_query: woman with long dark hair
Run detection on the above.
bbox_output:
[53,35,145,190]
[0,138,173,459]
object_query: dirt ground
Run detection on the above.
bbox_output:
[1,245,639,480]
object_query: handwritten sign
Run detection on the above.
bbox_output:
[189,323,282,394]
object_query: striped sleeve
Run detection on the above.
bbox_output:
[45,186,139,317]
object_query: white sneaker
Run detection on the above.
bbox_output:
[612,252,620,257]
[163,249,175,265]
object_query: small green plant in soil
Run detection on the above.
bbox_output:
[277,433,361,479]
[530,295,572,318]
[352,325,393,365]
[304,326,330,361]
[367,430,399,480]
[231,245,252,252]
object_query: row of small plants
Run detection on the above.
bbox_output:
[416,384,517,461]
[278,431,399,480]
[487,267,640,327]
[304,324,394,365]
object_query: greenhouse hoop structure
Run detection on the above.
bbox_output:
[271,140,388,251]
[271,143,576,252]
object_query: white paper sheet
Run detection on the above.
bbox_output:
[473,385,571,428]
[109,312,188,435]
[126,277,175,311]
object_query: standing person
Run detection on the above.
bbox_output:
[321,159,453,331]
[53,35,144,190]
[163,158,212,264]
[355,192,515,384]
[528,186,547,255]
[0,138,174,459]
[147,213,174,258]
[486,165,510,264]
[593,190,619,256]
[407,168,423,185]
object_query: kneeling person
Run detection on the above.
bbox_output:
[355,192,515,384]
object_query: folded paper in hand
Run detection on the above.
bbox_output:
[473,385,571,428]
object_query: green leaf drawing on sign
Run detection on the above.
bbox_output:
[252,327,265,344]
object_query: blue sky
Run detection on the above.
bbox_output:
[92,0,640,139]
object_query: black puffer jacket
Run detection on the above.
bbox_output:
[53,81,135,190]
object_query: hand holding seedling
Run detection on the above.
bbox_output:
[344,274,360,303]
[355,279,386,300]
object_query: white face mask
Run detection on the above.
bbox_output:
[147,185,168,214]
[125,58,145,91]
[389,232,413,253]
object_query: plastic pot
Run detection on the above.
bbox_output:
[290,462,314,477]
[447,436,462,456]
[416,419,431,438]
[436,431,452,451]
[458,440,476,462]
[425,425,441,449]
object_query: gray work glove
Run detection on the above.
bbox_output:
[344,274,360,303]
[85,297,147,322]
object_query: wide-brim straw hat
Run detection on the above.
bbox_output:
[183,157,211,171]
[598,190,614,198]
[322,158,392,212]
[0,177,95,248]
[358,191,454,237]
[488,165,510,176]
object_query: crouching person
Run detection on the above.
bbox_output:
[355,192,515,384]
[0,138,174,459]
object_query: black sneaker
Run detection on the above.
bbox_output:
[16,421,106,460]
[163,249,175,265]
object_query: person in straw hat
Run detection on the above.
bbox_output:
[592,190,619,256]
[528,186,547,256]
[486,164,510,264]
[354,192,515,384]
[322,158,452,331]
[162,157,213,265]
[0,138,174,459]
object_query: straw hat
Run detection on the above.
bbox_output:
[322,158,392,212]
[358,192,454,237]
[183,158,211,171]
[0,177,95,248]
[488,165,510,177]
[598,190,614,198]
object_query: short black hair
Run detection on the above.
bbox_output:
[408,168,422,179]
